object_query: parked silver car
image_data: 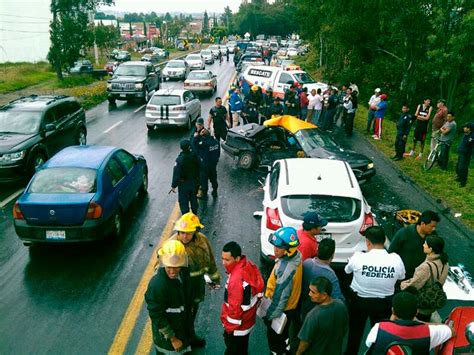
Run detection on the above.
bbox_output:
[145,89,201,131]
[184,70,217,96]
[185,54,205,70]
[200,50,214,64]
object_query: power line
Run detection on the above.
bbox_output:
[0,13,51,20]
[0,19,50,25]
[0,29,49,34]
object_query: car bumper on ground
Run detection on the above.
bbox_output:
[14,218,114,243]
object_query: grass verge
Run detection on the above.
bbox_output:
[353,107,473,229]
[0,62,56,93]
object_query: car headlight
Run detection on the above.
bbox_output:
[0,151,26,163]
[107,83,112,89]
[135,83,143,89]
[367,163,374,169]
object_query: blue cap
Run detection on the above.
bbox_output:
[303,212,328,228]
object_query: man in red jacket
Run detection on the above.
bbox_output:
[220,241,264,355]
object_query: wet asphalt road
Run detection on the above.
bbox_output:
[0,58,472,354]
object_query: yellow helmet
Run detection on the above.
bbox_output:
[251,84,259,92]
[158,240,188,267]
[174,212,204,233]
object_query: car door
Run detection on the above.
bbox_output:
[103,155,128,217]
[41,106,63,156]
[276,72,293,93]
[146,64,158,90]
[115,150,141,208]
[55,102,77,149]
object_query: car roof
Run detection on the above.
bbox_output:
[167,59,185,63]
[1,95,74,111]
[120,61,149,66]
[44,146,117,169]
[276,158,361,198]
[154,89,186,96]
[264,115,317,133]
[188,70,210,74]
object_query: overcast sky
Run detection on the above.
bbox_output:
[99,0,243,14]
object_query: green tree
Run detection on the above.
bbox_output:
[95,24,120,56]
[202,11,209,35]
[210,26,228,39]
[48,0,112,80]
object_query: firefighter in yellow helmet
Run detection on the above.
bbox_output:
[159,212,221,348]
[145,240,194,354]
[244,84,263,124]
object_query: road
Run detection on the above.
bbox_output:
[0,58,472,354]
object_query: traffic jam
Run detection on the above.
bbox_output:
[0,36,473,354]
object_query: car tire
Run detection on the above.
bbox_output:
[238,151,256,170]
[108,97,116,105]
[139,170,148,196]
[76,128,87,145]
[28,152,47,176]
[112,211,122,237]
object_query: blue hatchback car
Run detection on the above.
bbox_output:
[13,145,148,244]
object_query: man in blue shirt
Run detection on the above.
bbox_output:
[373,94,388,140]
[456,121,474,187]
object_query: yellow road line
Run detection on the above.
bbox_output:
[135,318,153,354]
[108,203,181,355]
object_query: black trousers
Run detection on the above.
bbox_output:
[266,309,298,355]
[345,112,355,136]
[395,133,407,158]
[178,181,199,215]
[456,153,471,184]
[223,332,250,355]
[438,143,451,170]
[214,126,228,142]
[345,293,392,355]
[200,164,218,193]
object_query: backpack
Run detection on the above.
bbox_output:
[417,262,447,310]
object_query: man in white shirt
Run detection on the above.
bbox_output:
[344,226,405,355]
[367,88,381,133]
[365,291,452,354]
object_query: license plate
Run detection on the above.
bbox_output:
[46,230,66,240]
[120,94,126,98]
[316,233,332,242]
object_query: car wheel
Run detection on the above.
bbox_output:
[76,128,87,145]
[28,152,46,175]
[238,151,256,170]
[112,212,122,237]
[139,170,148,195]
[108,97,116,105]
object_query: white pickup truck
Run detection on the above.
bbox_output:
[240,65,329,97]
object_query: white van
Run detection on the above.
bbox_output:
[241,65,329,97]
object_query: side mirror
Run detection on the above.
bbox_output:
[44,123,56,132]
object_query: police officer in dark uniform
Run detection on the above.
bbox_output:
[191,117,206,152]
[196,129,220,199]
[208,97,230,142]
[456,121,474,187]
[262,87,274,120]
[267,97,284,119]
[284,83,300,117]
[171,139,201,214]
[244,85,263,124]
[392,104,413,161]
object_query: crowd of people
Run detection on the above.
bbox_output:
[144,207,455,354]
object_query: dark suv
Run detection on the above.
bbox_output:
[107,61,161,104]
[0,95,87,182]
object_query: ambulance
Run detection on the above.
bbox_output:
[240,65,329,97]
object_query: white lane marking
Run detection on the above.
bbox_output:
[0,188,25,209]
[134,104,146,113]
[104,120,123,134]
